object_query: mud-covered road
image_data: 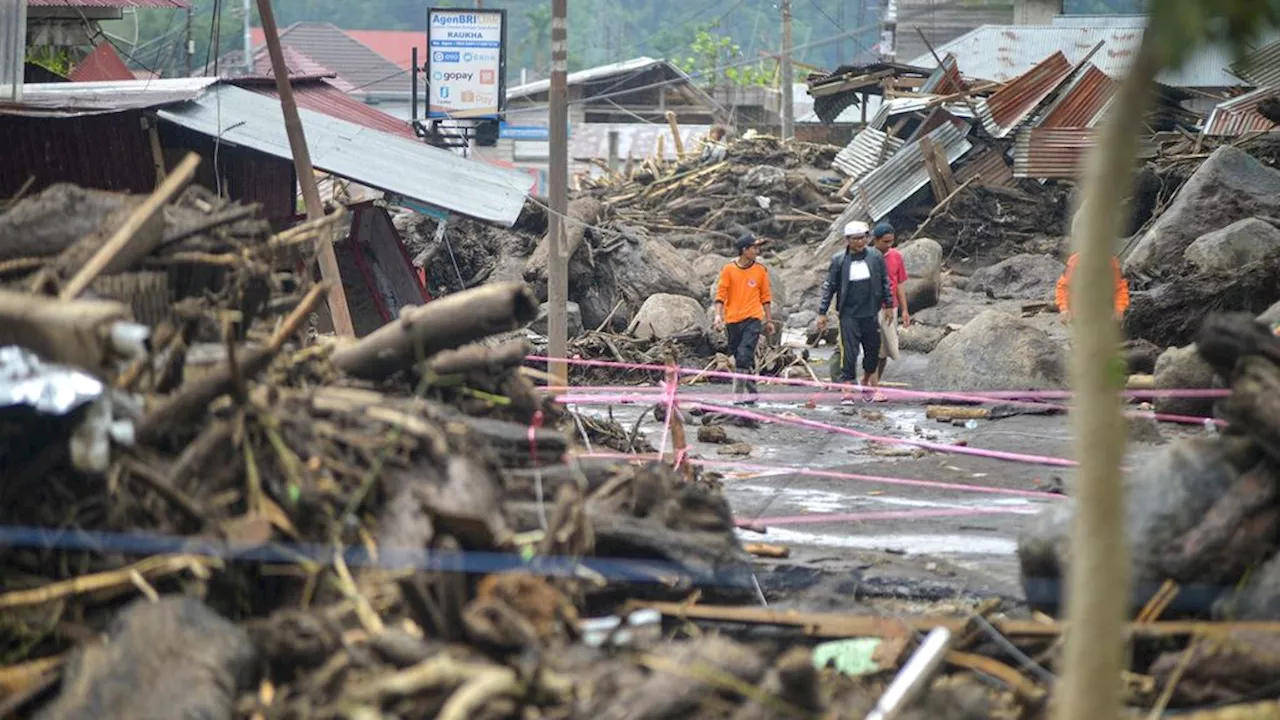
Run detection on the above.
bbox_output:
[570,351,1205,612]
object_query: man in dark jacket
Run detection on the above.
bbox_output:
[817,220,895,393]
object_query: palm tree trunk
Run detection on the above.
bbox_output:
[1057,33,1162,720]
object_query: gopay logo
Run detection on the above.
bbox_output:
[441,71,473,82]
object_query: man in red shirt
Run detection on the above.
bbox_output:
[872,222,910,385]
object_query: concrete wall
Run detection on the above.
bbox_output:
[1014,0,1062,24]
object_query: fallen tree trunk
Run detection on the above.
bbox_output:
[332,282,538,380]
[522,197,606,299]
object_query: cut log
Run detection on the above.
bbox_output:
[522,197,606,298]
[331,282,538,380]
[925,405,990,421]
[427,339,530,376]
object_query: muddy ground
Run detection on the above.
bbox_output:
[570,350,1206,615]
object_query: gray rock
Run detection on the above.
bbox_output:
[1126,147,1280,276]
[897,238,944,313]
[630,294,707,340]
[610,234,706,307]
[787,310,817,329]
[967,254,1065,301]
[899,324,948,354]
[1019,437,1250,613]
[1258,300,1280,327]
[36,595,257,720]
[740,165,787,192]
[926,310,1066,390]
[531,301,584,337]
[1184,217,1280,273]
[694,254,732,287]
[1153,344,1220,417]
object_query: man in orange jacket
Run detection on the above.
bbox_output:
[1055,252,1130,322]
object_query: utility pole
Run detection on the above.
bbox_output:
[780,0,794,141]
[256,0,355,336]
[184,7,194,77]
[243,0,253,74]
[879,0,898,63]
[547,0,569,386]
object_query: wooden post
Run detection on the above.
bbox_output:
[664,110,685,161]
[255,0,354,337]
[546,0,569,386]
[780,0,794,140]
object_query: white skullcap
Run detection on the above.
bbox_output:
[844,220,870,237]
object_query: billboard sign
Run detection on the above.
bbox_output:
[426,7,506,119]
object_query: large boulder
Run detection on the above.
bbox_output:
[1153,344,1220,417]
[927,310,1066,390]
[1183,218,1280,274]
[967,254,1065,301]
[693,254,732,287]
[1126,147,1280,276]
[1019,437,1259,615]
[899,324,948,354]
[609,233,705,308]
[531,301,584,338]
[630,294,706,340]
[897,238,944,312]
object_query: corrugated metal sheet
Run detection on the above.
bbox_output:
[847,122,972,221]
[1231,40,1280,88]
[508,57,670,100]
[1038,64,1117,128]
[0,111,155,198]
[1,0,26,102]
[1204,86,1280,136]
[955,145,1015,188]
[568,122,712,161]
[0,77,217,116]
[910,22,1274,88]
[976,51,1074,137]
[1013,127,1097,179]
[867,96,974,130]
[833,127,906,180]
[28,0,188,7]
[243,79,417,139]
[68,42,135,82]
[158,84,535,226]
[920,53,964,95]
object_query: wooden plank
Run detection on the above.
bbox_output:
[919,137,949,203]
[59,153,200,301]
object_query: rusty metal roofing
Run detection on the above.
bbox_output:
[567,122,712,161]
[1231,40,1280,87]
[157,84,535,225]
[975,51,1074,138]
[847,121,972,221]
[1013,127,1097,179]
[833,127,906,180]
[0,77,217,116]
[920,53,964,95]
[239,78,417,140]
[1204,86,1280,136]
[68,41,135,83]
[1038,64,1117,128]
[955,145,1015,188]
[28,0,188,7]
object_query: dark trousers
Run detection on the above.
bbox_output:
[838,314,880,381]
[726,318,762,393]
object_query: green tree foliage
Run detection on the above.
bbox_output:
[118,0,882,79]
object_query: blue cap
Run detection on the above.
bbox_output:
[872,222,895,239]
[735,233,762,253]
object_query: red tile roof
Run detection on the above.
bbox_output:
[68,42,136,83]
[237,76,418,140]
[29,0,188,7]
[251,27,422,70]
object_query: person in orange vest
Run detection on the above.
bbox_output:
[1055,252,1130,322]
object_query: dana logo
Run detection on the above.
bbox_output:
[441,71,473,82]
[468,50,498,62]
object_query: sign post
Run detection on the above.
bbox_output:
[425,7,507,120]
